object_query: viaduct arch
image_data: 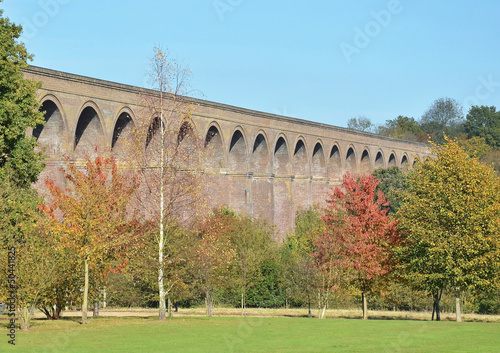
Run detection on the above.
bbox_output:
[24,66,431,236]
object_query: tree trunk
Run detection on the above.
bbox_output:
[167,292,172,318]
[158,226,166,320]
[456,290,462,322]
[308,295,312,318]
[362,291,368,320]
[93,302,99,317]
[241,291,246,317]
[320,303,327,319]
[18,306,31,330]
[158,104,166,321]
[432,288,442,321]
[206,290,213,317]
[82,259,89,325]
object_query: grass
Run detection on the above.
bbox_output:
[4,312,500,352]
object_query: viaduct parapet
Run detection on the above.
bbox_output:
[23,66,431,236]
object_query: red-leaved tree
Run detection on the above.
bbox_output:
[314,172,399,319]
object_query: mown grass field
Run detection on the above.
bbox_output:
[4,309,500,352]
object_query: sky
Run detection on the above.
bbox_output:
[2,0,500,129]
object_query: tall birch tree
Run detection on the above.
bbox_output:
[128,46,206,320]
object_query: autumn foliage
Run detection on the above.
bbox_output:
[315,173,399,319]
[41,153,140,324]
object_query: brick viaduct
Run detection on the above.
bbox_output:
[24,66,431,236]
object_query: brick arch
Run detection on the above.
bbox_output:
[112,106,136,157]
[311,140,327,178]
[293,136,309,177]
[345,145,357,173]
[228,126,248,172]
[388,151,397,166]
[145,115,162,150]
[176,118,201,168]
[74,101,106,157]
[360,147,371,174]
[374,150,384,169]
[328,143,342,180]
[205,122,225,169]
[34,94,69,155]
[251,130,271,173]
[177,117,199,146]
[273,134,291,175]
[401,153,409,171]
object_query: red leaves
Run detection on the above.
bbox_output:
[315,173,400,281]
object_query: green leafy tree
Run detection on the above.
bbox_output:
[0,177,51,329]
[372,166,408,214]
[464,105,500,148]
[228,214,277,316]
[347,116,374,132]
[0,4,45,186]
[282,206,324,317]
[192,208,236,316]
[420,97,464,144]
[377,115,424,142]
[457,135,493,159]
[396,138,500,321]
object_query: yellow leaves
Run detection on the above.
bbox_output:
[397,137,500,292]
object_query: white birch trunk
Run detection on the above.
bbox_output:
[456,290,462,322]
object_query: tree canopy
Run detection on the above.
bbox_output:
[464,105,500,148]
[396,137,500,321]
[315,173,399,319]
[0,5,45,186]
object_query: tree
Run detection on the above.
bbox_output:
[0,177,55,330]
[457,135,492,159]
[464,105,500,148]
[420,97,464,144]
[315,173,399,320]
[0,4,45,186]
[42,154,139,324]
[377,115,424,142]
[127,46,207,320]
[192,208,236,316]
[228,214,277,316]
[372,166,408,214]
[282,206,324,317]
[396,137,500,321]
[347,116,374,132]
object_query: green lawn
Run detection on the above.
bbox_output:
[5,316,500,352]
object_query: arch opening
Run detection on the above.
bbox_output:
[251,133,270,173]
[388,153,396,166]
[112,112,134,157]
[74,106,104,156]
[345,147,356,173]
[34,100,65,155]
[228,130,247,172]
[312,143,326,177]
[205,126,225,168]
[329,145,341,179]
[360,149,370,174]
[293,140,308,177]
[375,151,384,169]
[274,137,290,175]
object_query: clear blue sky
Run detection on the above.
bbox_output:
[2,0,500,128]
